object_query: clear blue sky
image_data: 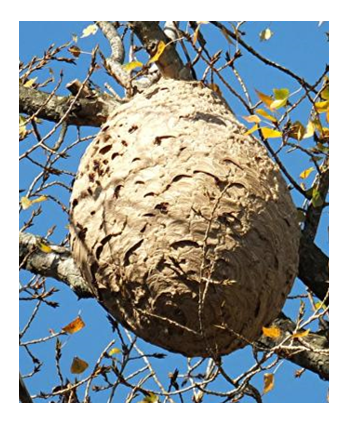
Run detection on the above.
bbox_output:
[19,21,329,403]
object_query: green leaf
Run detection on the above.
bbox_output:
[140,393,159,403]
[311,188,324,208]
[270,88,289,109]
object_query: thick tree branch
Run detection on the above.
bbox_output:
[19,84,115,127]
[303,158,329,242]
[19,373,33,403]
[96,21,125,64]
[19,231,328,379]
[129,21,193,80]
[258,313,329,381]
[298,237,329,304]
[19,231,93,299]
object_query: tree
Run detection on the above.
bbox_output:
[19,21,329,403]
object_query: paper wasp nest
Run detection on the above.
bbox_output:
[70,79,299,357]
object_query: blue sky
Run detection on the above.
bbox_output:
[19,21,329,403]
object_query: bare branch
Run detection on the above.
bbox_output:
[19,84,115,127]
[129,21,193,80]
[19,231,93,299]
[210,22,316,91]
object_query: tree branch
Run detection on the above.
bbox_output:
[19,84,115,127]
[129,21,193,80]
[96,21,125,64]
[258,313,328,381]
[298,237,329,304]
[19,231,328,379]
[19,373,33,403]
[19,231,93,299]
[303,158,329,242]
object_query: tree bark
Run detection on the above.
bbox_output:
[19,84,115,127]
[299,236,329,304]
[19,231,93,299]
[129,21,193,80]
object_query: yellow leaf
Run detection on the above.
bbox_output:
[20,197,32,209]
[19,115,27,137]
[263,373,275,394]
[292,329,310,339]
[24,77,38,88]
[62,316,86,334]
[304,120,315,139]
[300,167,314,180]
[255,90,274,109]
[262,326,281,339]
[70,356,89,374]
[243,115,261,124]
[314,301,326,311]
[260,127,282,139]
[289,121,306,141]
[20,195,47,210]
[255,108,277,123]
[259,28,274,42]
[315,100,329,113]
[244,124,259,136]
[270,99,286,109]
[140,393,159,403]
[68,45,81,58]
[122,61,143,72]
[148,41,166,64]
[72,34,78,43]
[193,25,200,45]
[108,347,121,356]
[37,242,52,253]
[81,24,98,38]
[320,85,329,100]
